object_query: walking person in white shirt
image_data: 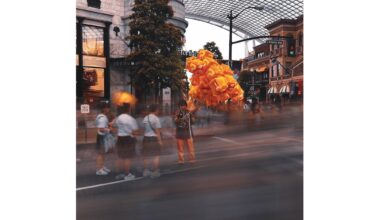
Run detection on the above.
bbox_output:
[113,103,140,181]
[95,102,112,175]
[142,104,163,179]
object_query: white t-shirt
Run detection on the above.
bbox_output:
[115,113,138,137]
[142,113,161,137]
[96,113,109,135]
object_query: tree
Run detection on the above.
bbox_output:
[203,41,223,60]
[126,0,186,103]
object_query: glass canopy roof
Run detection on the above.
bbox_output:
[184,0,303,39]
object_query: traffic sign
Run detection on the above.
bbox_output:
[81,104,90,114]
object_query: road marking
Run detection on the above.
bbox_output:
[77,133,302,192]
[76,177,144,191]
[212,136,245,146]
[77,165,207,191]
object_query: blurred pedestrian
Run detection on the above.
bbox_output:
[112,103,139,181]
[95,102,112,175]
[174,100,196,164]
[142,104,163,178]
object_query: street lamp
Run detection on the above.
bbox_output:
[227,6,264,68]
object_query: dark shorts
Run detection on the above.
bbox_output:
[142,136,161,157]
[176,127,192,140]
[116,136,136,159]
[96,134,106,154]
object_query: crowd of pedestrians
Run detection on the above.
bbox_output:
[94,100,197,180]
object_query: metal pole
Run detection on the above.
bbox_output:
[228,10,233,68]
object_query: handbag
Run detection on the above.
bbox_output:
[104,133,116,153]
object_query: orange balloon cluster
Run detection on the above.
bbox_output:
[112,91,137,106]
[186,49,244,108]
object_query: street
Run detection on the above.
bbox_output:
[77,107,303,220]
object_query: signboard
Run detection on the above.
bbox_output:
[266,40,283,45]
[83,55,106,68]
[162,87,171,101]
[80,104,90,114]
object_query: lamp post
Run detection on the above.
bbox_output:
[227,6,263,68]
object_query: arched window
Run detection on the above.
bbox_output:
[87,0,101,9]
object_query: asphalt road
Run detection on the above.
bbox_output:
[77,119,303,220]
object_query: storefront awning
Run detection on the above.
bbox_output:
[280,85,290,93]
[267,87,278,94]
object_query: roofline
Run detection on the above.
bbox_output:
[265,15,303,30]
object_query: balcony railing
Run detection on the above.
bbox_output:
[245,54,270,63]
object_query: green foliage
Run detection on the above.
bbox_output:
[203,41,223,60]
[126,0,186,99]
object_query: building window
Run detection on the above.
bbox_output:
[277,63,281,76]
[263,73,268,79]
[271,66,275,77]
[82,26,104,56]
[82,25,106,97]
[87,0,101,9]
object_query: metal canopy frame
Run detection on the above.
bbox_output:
[184,0,303,39]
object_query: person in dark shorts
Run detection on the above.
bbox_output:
[112,103,139,181]
[142,104,163,178]
[174,100,196,164]
[95,102,112,175]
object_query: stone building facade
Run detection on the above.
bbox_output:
[76,0,188,107]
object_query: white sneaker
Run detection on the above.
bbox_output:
[96,169,108,176]
[115,173,126,180]
[102,166,111,173]
[124,173,136,181]
[150,170,161,179]
[143,169,151,177]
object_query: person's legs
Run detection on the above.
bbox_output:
[176,139,185,164]
[142,157,152,177]
[150,155,161,178]
[152,156,160,171]
[186,138,196,163]
[124,159,132,174]
[96,153,104,170]
[114,159,126,179]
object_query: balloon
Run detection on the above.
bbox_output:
[185,49,243,109]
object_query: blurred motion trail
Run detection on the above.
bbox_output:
[77,104,303,220]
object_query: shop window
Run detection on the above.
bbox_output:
[82,68,104,97]
[87,0,101,9]
[81,25,106,98]
[82,26,104,56]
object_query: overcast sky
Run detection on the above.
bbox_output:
[183,19,256,61]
